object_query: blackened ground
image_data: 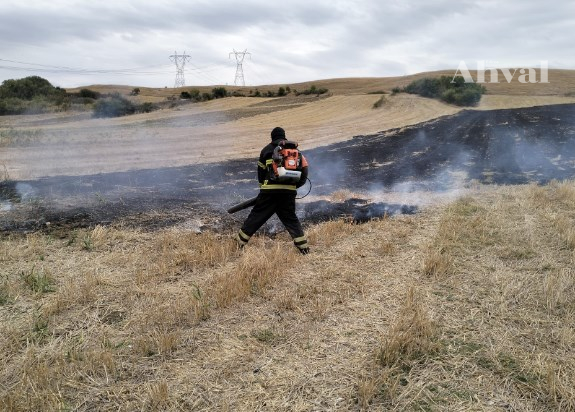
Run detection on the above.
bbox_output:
[301,198,418,224]
[2,103,575,235]
[308,103,575,193]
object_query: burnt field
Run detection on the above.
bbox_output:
[2,103,575,235]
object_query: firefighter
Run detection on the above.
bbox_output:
[237,127,310,254]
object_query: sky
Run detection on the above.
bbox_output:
[0,0,573,89]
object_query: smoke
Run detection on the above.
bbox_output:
[301,125,473,212]
[15,182,36,200]
[305,156,348,195]
[0,181,35,213]
[2,101,575,233]
[299,103,575,220]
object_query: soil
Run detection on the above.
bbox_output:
[2,103,575,235]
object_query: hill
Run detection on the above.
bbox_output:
[69,69,575,97]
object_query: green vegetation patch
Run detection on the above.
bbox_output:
[295,84,329,96]
[20,265,56,294]
[0,76,68,115]
[402,75,486,106]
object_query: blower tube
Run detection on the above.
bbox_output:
[227,196,258,214]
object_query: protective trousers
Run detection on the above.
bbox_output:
[237,192,308,252]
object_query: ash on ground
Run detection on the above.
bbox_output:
[2,103,575,235]
[302,198,417,224]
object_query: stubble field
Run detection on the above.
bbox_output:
[1,71,575,411]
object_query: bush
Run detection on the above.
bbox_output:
[189,89,201,100]
[277,87,286,97]
[404,78,442,98]
[211,87,228,99]
[0,98,28,115]
[295,85,329,96]
[67,95,96,107]
[180,89,203,100]
[0,76,70,115]
[138,102,156,113]
[403,75,485,106]
[25,97,52,114]
[0,96,64,115]
[78,89,100,99]
[93,93,136,118]
[372,95,386,109]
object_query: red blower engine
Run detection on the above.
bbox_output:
[271,140,302,183]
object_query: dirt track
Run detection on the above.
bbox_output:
[2,103,575,234]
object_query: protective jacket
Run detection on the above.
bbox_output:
[237,132,310,254]
[258,138,309,192]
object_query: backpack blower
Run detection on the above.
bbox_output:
[227,140,311,214]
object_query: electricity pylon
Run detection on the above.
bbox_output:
[169,51,190,88]
[229,49,251,86]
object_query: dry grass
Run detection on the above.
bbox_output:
[422,247,453,278]
[2,181,575,410]
[356,286,439,409]
[351,182,575,411]
[209,244,288,308]
[377,286,438,368]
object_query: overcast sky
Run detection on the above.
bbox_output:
[0,0,573,88]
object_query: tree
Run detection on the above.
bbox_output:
[0,76,69,115]
[0,76,63,100]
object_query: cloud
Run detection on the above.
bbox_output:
[0,0,572,87]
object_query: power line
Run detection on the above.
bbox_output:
[0,57,228,86]
[229,49,251,86]
[0,58,173,75]
[0,65,173,76]
[247,60,276,86]
[169,51,190,88]
[185,62,224,85]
